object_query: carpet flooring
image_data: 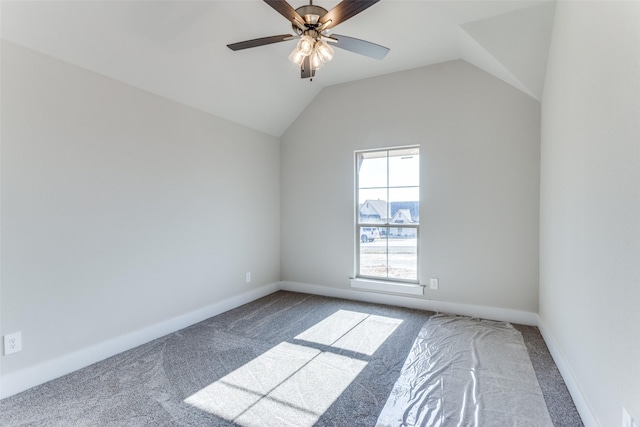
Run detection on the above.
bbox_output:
[0,291,583,426]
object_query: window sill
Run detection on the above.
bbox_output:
[350,278,424,296]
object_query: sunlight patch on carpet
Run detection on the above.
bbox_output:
[185,310,403,426]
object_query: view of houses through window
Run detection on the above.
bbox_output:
[356,147,419,282]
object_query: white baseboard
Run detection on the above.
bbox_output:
[1,277,592,427]
[279,281,539,325]
[536,316,598,427]
[0,283,280,399]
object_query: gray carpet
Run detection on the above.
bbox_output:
[0,291,583,426]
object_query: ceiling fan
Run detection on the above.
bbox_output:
[227,0,390,79]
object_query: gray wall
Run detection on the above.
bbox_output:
[0,41,281,375]
[281,60,541,313]
[540,2,640,426]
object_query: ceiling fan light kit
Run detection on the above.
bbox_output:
[289,36,334,71]
[227,0,389,79]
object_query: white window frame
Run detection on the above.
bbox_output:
[355,146,420,284]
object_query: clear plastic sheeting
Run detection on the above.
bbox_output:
[376,314,553,427]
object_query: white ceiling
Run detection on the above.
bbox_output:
[1,0,556,136]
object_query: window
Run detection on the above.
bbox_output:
[356,147,419,282]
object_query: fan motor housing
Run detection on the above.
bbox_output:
[292,4,328,32]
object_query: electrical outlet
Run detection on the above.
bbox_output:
[4,332,22,355]
[245,272,251,283]
[429,278,439,290]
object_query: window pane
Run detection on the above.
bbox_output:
[388,234,417,281]
[359,228,388,278]
[388,187,419,203]
[358,152,387,189]
[358,190,387,223]
[389,188,419,225]
[389,149,419,188]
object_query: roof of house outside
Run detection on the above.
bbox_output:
[391,202,419,222]
[360,200,420,223]
[391,209,414,223]
[360,199,388,219]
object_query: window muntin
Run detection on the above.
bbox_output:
[356,147,419,282]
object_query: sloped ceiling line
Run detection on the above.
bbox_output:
[1,1,557,135]
[459,1,557,101]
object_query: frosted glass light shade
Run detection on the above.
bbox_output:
[315,41,334,63]
[297,35,315,56]
[310,52,324,70]
[289,49,306,66]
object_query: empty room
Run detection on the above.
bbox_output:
[1,1,638,426]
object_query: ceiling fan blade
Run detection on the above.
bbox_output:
[330,34,389,60]
[227,34,294,51]
[301,56,315,79]
[264,0,305,26]
[319,0,380,29]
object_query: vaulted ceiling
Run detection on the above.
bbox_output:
[1,1,556,136]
